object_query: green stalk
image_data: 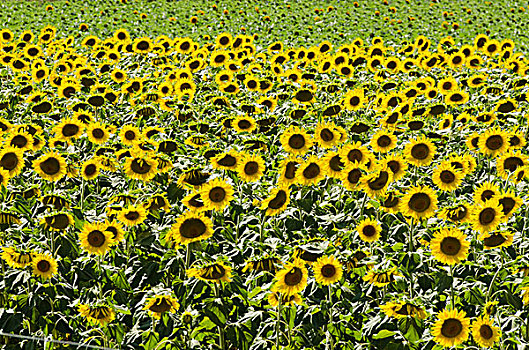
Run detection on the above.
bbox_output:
[450,265,455,310]
[408,218,415,252]
[276,293,282,350]
[214,284,226,350]
[327,285,334,350]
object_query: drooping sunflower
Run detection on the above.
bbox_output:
[272,259,308,296]
[261,187,290,216]
[479,231,514,250]
[78,304,116,327]
[471,316,501,348]
[478,127,509,157]
[496,190,523,218]
[1,247,34,268]
[432,162,463,192]
[168,212,213,245]
[363,267,400,287]
[143,295,180,319]
[431,309,470,348]
[370,130,397,153]
[187,261,232,283]
[268,292,302,307]
[280,126,313,155]
[40,212,74,231]
[356,218,382,243]
[399,185,438,220]
[104,219,126,244]
[313,255,343,285]
[361,167,393,198]
[404,135,436,167]
[117,205,148,226]
[438,203,472,224]
[32,253,58,280]
[380,300,427,319]
[237,153,265,183]
[242,255,282,274]
[33,151,67,182]
[471,199,504,234]
[79,222,115,255]
[430,228,469,265]
[297,156,326,186]
[199,178,234,212]
[322,151,345,179]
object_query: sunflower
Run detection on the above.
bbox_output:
[363,267,400,287]
[232,115,256,133]
[297,156,326,186]
[471,316,501,348]
[78,304,116,327]
[32,253,58,280]
[242,255,282,274]
[268,292,302,307]
[438,203,472,224]
[182,192,206,212]
[471,200,504,234]
[261,187,290,216]
[278,156,300,186]
[343,88,366,111]
[123,152,158,181]
[478,127,509,157]
[40,212,74,231]
[480,231,514,250]
[143,295,179,319]
[381,153,408,181]
[79,222,115,255]
[361,167,393,198]
[177,168,210,189]
[356,218,382,243]
[404,135,436,167]
[430,228,469,265]
[86,122,110,144]
[104,219,126,244]
[111,69,127,83]
[322,151,345,179]
[133,37,153,54]
[340,162,366,191]
[0,146,24,177]
[379,190,402,213]
[7,131,34,151]
[280,126,313,155]
[432,162,463,192]
[272,259,308,296]
[339,141,371,167]
[497,190,523,217]
[81,159,100,181]
[473,182,499,204]
[370,130,397,153]
[380,301,427,319]
[313,256,343,285]
[314,121,339,149]
[168,212,213,245]
[497,150,527,180]
[1,247,34,268]
[400,185,437,220]
[431,309,470,348]
[199,178,234,212]
[211,151,239,171]
[117,205,148,226]
[445,90,469,105]
[237,153,265,182]
[119,125,142,146]
[145,194,171,212]
[187,261,232,283]
[33,151,67,182]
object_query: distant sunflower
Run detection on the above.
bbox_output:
[237,153,265,182]
[280,126,313,155]
[313,255,343,285]
[32,253,58,280]
[199,178,234,211]
[363,267,400,287]
[380,300,427,319]
[211,151,239,171]
[79,222,115,255]
[7,131,34,151]
[430,228,469,265]
[143,295,179,319]
[86,122,110,144]
[361,167,393,198]
[187,261,232,283]
[272,259,308,296]
[381,153,408,181]
[400,185,438,220]
[117,205,148,226]
[370,130,397,153]
[297,156,326,186]
[314,121,339,149]
[431,309,470,348]
[432,162,463,191]
[472,316,501,348]
[81,159,100,181]
[33,151,67,182]
[124,153,157,181]
[343,88,366,111]
[232,115,256,133]
[78,304,116,327]
[261,187,290,216]
[404,135,436,167]
[471,200,504,234]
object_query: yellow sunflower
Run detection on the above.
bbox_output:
[340,162,366,191]
[343,88,366,111]
[370,130,397,153]
[478,127,509,157]
[471,316,501,348]
[381,153,408,181]
[356,218,382,243]
[479,231,514,250]
[261,187,290,216]
[380,301,427,319]
[361,166,393,198]
[277,156,300,186]
[237,153,265,183]
[280,126,313,155]
[272,259,308,296]
[297,156,326,186]
[430,228,469,265]
[404,135,436,167]
[199,178,234,212]
[81,159,100,181]
[86,122,111,144]
[314,121,340,149]
[33,151,67,182]
[32,253,58,280]
[117,205,148,226]
[432,162,463,192]
[363,267,401,287]
[1,247,34,268]
[399,185,438,220]
[119,125,142,146]
[232,115,257,133]
[168,212,213,245]
[313,255,343,285]
[123,152,158,181]
[268,292,302,307]
[339,141,371,166]
[471,200,504,234]
[322,151,345,179]
[187,261,232,283]
[78,304,116,327]
[143,295,179,319]
[79,222,115,255]
[431,309,470,348]
[52,118,84,141]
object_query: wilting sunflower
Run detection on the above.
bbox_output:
[314,121,339,149]
[471,316,501,348]
[438,202,472,224]
[478,127,509,157]
[124,152,157,181]
[356,218,382,243]
[297,156,326,186]
[268,292,302,307]
[399,185,438,220]
[471,199,504,234]
[280,126,313,155]
[272,259,308,296]
[40,212,74,231]
[242,255,282,274]
[361,166,393,198]
[370,130,397,153]
[479,231,514,250]
[79,222,115,255]
[199,178,234,211]
[237,153,265,182]
[431,309,470,347]
[32,253,58,280]
[261,187,290,216]
[143,295,180,319]
[1,247,34,268]
[33,151,67,182]
[430,228,469,265]
[145,194,171,212]
[432,162,463,191]
[187,261,232,283]
[363,267,400,287]
[78,304,116,327]
[117,205,148,226]
[404,135,436,167]
[313,255,343,285]
[380,300,427,319]
[168,212,213,245]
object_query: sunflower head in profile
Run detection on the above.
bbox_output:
[471,316,501,348]
[496,190,523,218]
[261,186,290,216]
[477,127,509,157]
[272,259,308,296]
[199,178,234,212]
[268,292,302,307]
[78,304,116,327]
[313,255,343,286]
[399,185,438,220]
[237,153,265,183]
[33,151,67,182]
[404,135,436,167]
[143,295,179,319]
[117,205,148,226]
[438,202,471,224]
[1,247,35,268]
[356,217,382,243]
[361,166,393,198]
[280,125,313,156]
[363,267,401,287]
[242,255,282,274]
[471,199,504,234]
[32,253,58,280]
[278,156,300,186]
[104,219,126,244]
[211,151,239,171]
[380,300,427,320]
[430,228,469,265]
[479,230,514,250]
[79,222,115,255]
[431,309,470,347]
[168,211,213,245]
[145,194,171,212]
[187,261,232,284]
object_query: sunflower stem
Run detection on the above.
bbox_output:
[408,218,415,252]
[359,192,367,217]
[259,211,267,243]
[450,265,455,310]
[276,293,282,350]
[214,283,226,350]
[327,285,334,350]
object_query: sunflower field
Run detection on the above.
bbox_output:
[3,0,529,349]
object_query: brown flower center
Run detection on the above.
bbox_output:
[480,325,493,339]
[84,164,97,176]
[218,155,236,167]
[440,318,463,338]
[209,186,226,202]
[92,128,105,139]
[367,171,389,191]
[321,128,334,142]
[408,193,431,213]
[347,169,362,184]
[504,157,523,172]
[40,157,60,175]
[62,124,79,137]
[484,234,507,247]
[440,170,455,184]
[1,152,18,170]
[411,143,429,160]
[45,214,70,229]
[377,135,392,148]
[479,208,496,225]
[37,259,51,273]
[87,230,105,247]
[321,264,336,278]
[284,162,297,179]
[268,190,287,209]
[362,225,376,237]
[180,218,207,238]
[347,149,363,163]
[11,135,28,148]
[244,161,259,176]
[124,131,136,140]
[329,155,344,172]
[149,298,171,313]
[387,160,400,174]
[499,197,515,215]
[440,237,461,256]
[131,159,152,174]
[485,135,503,150]
[288,134,306,149]
[302,163,320,180]
[285,267,303,286]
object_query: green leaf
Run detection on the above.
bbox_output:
[373,329,396,339]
